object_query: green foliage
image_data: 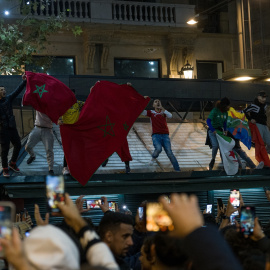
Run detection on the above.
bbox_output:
[0,1,83,75]
[72,26,83,37]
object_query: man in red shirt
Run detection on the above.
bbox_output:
[142,99,180,171]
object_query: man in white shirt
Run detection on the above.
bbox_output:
[25,111,54,174]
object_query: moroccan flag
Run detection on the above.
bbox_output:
[227,107,252,149]
[116,138,132,162]
[249,123,270,167]
[60,81,150,185]
[23,71,77,123]
[216,131,239,175]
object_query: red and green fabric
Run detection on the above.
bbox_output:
[249,123,270,167]
[227,107,251,149]
[60,81,150,185]
[216,130,239,175]
[23,72,77,123]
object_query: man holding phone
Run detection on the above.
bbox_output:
[0,74,27,177]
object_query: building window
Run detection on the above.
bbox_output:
[114,59,160,78]
[25,56,76,75]
[196,60,223,80]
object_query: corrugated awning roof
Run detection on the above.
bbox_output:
[1,122,258,176]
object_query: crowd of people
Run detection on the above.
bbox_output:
[0,190,269,269]
[2,74,270,177]
[206,92,270,171]
[2,74,270,270]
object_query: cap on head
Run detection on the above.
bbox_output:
[258,91,268,98]
[23,225,80,270]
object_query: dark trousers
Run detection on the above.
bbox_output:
[63,156,67,167]
[0,128,21,168]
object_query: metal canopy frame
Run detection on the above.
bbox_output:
[2,170,270,198]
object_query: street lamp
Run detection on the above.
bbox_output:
[181,60,194,79]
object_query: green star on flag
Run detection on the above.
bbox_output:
[123,122,129,130]
[33,84,48,98]
[98,115,115,137]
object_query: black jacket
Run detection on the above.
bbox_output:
[184,226,243,270]
[0,81,26,131]
[243,98,267,126]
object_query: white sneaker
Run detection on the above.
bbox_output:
[149,158,156,166]
[255,161,264,169]
[62,167,70,175]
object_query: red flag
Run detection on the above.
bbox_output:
[116,138,132,162]
[249,123,270,166]
[60,81,150,185]
[23,72,77,124]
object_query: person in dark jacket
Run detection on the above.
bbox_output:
[0,74,26,177]
[160,193,243,270]
[244,91,270,152]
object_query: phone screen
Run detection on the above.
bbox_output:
[46,175,65,213]
[86,199,102,209]
[146,202,174,232]
[0,202,15,257]
[230,189,240,207]
[108,201,116,212]
[206,204,212,214]
[240,206,255,235]
[138,206,144,221]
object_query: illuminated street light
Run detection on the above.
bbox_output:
[187,19,198,25]
[4,10,10,15]
[180,60,194,79]
[234,76,253,81]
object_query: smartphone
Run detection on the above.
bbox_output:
[230,189,240,208]
[240,206,255,235]
[206,204,212,214]
[108,201,116,212]
[138,206,144,221]
[46,175,65,213]
[86,199,103,209]
[217,198,223,209]
[20,208,27,220]
[230,215,236,225]
[0,202,15,257]
[146,202,174,232]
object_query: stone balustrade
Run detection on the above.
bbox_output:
[3,0,194,27]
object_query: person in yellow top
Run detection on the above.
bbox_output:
[58,89,85,175]
[61,100,85,125]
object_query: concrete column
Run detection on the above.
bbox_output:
[236,0,245,69]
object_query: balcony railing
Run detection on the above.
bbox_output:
[112,1,175,25]
[5,0,194,27]
[23,0,91,19]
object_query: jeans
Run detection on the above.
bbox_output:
[208,130,219,160]
[209,130,255,168]
[234,147,255,169]
[152,134,180,171]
